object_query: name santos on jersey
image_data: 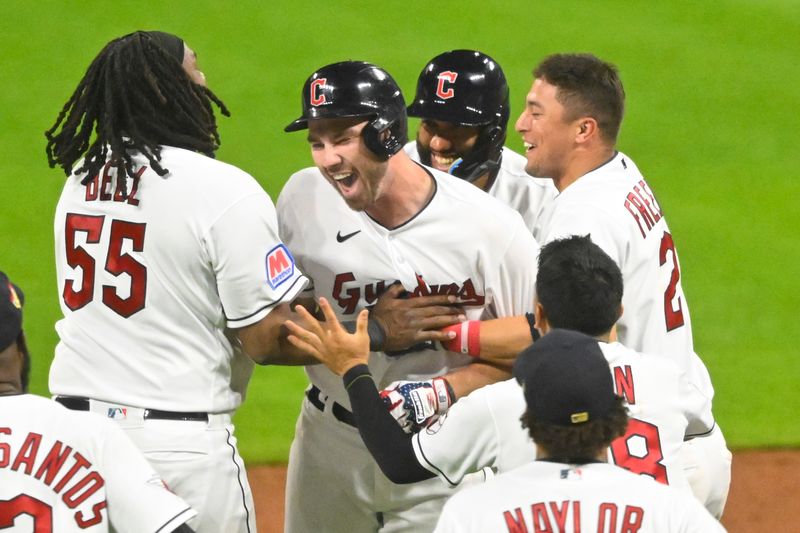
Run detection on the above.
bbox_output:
[1,428,114,528]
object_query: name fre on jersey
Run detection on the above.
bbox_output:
[1,428,108,528]
[623,179,663,239]
[332,272,485,315]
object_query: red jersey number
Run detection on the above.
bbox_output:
[63,214,147,318]
[659,231,685,331]
[610,418,669,484]
[0,494,53,532]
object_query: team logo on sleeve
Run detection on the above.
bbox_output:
[435,71,458,99]
[266,244,296,290]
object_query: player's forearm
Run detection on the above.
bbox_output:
[477,315,536,363]
[444,361,512,400]
[343,365,436,484]
[442,315,534,366]
[236,303,319,365]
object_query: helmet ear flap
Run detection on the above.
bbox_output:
[362,112,408,160]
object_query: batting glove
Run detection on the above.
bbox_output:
[380,378,455,434]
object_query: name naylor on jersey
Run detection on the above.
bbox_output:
[266,244,295,290]
[503,500,645,532]
[0,428,108,528]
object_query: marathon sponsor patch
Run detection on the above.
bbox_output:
[266,244,295,290]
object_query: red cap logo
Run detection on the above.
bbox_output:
[310,78,328,106]
[435,71,458,99]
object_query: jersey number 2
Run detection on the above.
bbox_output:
[659,231,685,331]
[0,495,53,531]
[63,213,147,318]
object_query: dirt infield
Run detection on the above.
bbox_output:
[249,449,799,532]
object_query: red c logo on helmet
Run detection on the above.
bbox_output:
[435,71,458,99]
[310,78,327,106]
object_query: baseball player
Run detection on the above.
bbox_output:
[415,53,730,517]
[278,60,540,532]
[285,236,713,500]
[45,31,311,532]
[0,271,197,533]
[433,329,726,533]
[404,49,555,233]
[515,52,731,517]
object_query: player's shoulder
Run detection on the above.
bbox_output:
[430,165,524,222]
[602,341,682,376]
[157,145,267,197]
[160,146,253,179]
[277,166,332,208]
[567,151,646,197]
[403,140,420,162]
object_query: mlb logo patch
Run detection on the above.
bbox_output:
[266,244,295,290]
[107,407,127,420]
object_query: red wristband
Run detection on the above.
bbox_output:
[441,321,481,357]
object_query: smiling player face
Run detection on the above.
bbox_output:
[308,117,390,211]
[514,78,579,181]
[416,119,480,173]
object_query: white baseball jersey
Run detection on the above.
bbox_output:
[533,152,713,399]
[413,341,711,494]
[433,462,725,533]
[278,163,539,532]
[278,163,540,408]
[50,146,308,413]
[405,142,556,233]
[0,394,195,533]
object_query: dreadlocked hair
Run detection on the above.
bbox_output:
[45,31,230,196]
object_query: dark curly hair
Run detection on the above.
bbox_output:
[522,394,629,461]
[45,31,230,195]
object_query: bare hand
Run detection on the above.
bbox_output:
[284,297,370,376]
[371,283,465,352]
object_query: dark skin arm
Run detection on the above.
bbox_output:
[236,286,464,365]
[235,300,320,365]
[368,283,464,351]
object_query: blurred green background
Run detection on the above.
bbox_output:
[1,0,797,462]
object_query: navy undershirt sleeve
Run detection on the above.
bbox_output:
[342,364,436,484]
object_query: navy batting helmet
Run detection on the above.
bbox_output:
[284,61,408,160]
[407,50,509,182]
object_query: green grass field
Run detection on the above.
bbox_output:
[2,0,797,462]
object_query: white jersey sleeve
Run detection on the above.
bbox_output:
[411,379,533,486]
[208,192,308,327]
